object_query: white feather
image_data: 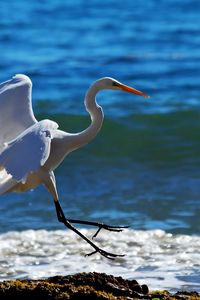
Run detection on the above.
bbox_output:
[0,74,37,152]
[0,169,16,194]
[0,120,58,183]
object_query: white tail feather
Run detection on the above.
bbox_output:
[0,169,17,195]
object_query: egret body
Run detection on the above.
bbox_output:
[0,74,148,259]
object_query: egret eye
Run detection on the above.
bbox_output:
[112,81,118,87]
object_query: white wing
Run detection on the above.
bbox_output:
[0,74,37,152]
[0,119,58,184]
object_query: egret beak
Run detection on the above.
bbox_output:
[117,83,150,98]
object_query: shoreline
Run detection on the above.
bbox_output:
[0,272,199,299]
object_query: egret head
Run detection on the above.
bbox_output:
[96,77,149,98]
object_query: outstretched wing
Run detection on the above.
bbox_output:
[0,119,59,184]
[0,74,37,152]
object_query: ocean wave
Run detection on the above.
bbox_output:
[36,109,200,166]
[0,228,199,291]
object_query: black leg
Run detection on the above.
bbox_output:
[54,200,128,238]
[54,200,126,259]
[65,218,129,238]
[55,200,128,237]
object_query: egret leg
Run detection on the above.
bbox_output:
[54,199,125,259]
[54,199,128,237]
[45,173,125,259]
[60,214,129,238]
[64,219,128,238]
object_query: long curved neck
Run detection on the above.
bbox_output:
[69,83,104,150]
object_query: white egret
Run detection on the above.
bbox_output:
[0,74,148,259]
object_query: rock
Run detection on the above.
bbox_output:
[0,272,199,300]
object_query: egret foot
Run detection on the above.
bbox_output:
[54,199,126,259]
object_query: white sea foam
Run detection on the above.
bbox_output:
[0,228,199,291]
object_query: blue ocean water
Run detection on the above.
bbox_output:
[0,0,200,290]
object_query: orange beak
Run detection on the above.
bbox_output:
[118,83,149,98]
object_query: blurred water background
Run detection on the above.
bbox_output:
[0,0,200,291]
